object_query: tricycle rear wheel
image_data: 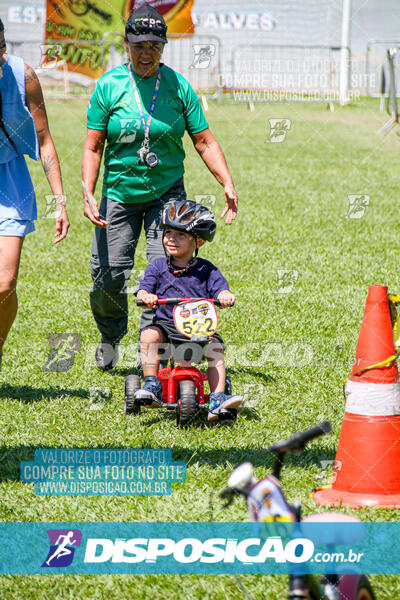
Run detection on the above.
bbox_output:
[124,375,141,415]
[224,375,232,395]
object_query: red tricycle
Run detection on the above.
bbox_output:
[124,297,238,427]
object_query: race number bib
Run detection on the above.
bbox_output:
[173,299,218,340]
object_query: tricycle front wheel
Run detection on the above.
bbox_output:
[176,380,196,428]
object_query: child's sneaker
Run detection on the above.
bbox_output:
[208,392,244,422]
[134,376,163,408]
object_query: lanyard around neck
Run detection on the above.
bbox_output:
[128,64,161,143]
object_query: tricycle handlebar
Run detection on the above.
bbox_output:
[136,297,221,306]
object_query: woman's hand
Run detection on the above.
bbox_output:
[220,182,238,225]
[137,290,159,309]
[54,205,70,244]
[83,189,108,228]
[217,290,235,308]
[190,128,238,225]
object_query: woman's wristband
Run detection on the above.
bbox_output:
[54,194,67,206]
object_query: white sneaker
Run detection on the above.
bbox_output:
[208,392,244,422]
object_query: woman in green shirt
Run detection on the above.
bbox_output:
[81,5,238,370]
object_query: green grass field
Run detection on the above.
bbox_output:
[1,96,400,598]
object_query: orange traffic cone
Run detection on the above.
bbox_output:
[314,284,400,508]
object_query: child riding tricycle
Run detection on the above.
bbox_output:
[124,200,245,427]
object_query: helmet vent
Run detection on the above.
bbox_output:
[177,202,189,216]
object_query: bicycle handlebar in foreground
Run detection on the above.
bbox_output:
[267,421,332,455]
[220,422,332,506]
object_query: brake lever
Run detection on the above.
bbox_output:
[219,487,234,509]
[219,486,249,509]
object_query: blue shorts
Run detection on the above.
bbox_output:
[0,155,37,236]
[0,218,35,236]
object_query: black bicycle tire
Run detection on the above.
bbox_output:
[355,575,376,600]
[306,574,323,600]
[124,374,141,415]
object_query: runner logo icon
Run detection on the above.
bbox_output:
[41,529,82,567]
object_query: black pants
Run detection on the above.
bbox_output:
[90,178,186,344]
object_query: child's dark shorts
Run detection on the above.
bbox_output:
[142,319,225,364]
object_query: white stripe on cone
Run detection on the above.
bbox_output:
[345,379,400,416]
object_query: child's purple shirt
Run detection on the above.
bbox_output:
[137,257,229,321]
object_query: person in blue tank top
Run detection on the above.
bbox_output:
[0,18,69,369]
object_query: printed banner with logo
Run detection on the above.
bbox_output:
[44,0,195,79]
[1,522,400,574]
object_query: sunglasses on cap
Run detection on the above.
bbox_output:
[126,17,167,37]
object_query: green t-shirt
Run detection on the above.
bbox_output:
[86,63,208,203]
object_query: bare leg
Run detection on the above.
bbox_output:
[206,339,244,421]
[0,236,24,358]
[206,340,225,392]
[140,326,166,377]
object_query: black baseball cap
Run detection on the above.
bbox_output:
[126,5,168,44]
